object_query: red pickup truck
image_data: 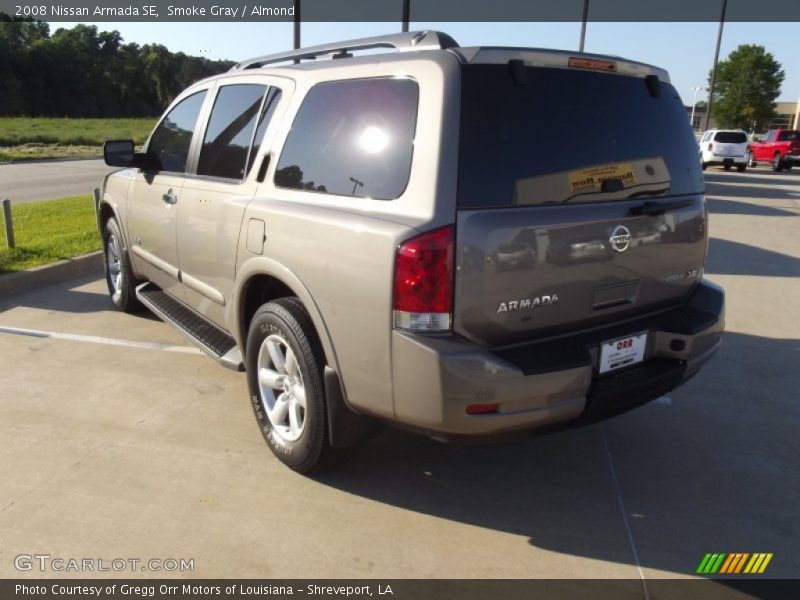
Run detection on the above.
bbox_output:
[747,129,800,171]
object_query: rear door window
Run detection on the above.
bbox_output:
[274,78,419,200]
[778,130,799,141]
[147,91,207,173]
[197,84,268,180]
[458,65,703,208]
[714,131,747,144]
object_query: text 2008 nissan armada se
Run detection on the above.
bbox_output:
[99,31,724,472]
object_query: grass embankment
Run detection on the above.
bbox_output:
[0,195,101,274]
[0,118,156,161]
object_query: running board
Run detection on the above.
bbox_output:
[136,283,244,371]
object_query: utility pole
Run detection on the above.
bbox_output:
[579,0,589,52]
[293,0,301,50]
[690,86,702,131]
[402,0,410,33]
[705,0,728,131]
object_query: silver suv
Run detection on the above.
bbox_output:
[99,31,724,473]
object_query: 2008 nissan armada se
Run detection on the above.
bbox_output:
[98,31,724,472]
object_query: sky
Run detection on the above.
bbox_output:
[57,21,799,106]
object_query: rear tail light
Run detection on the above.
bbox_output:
[393,225,453,332]
[708,143,714,151]
[466,403,499,415]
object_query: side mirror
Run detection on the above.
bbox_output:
[104,139,145,168]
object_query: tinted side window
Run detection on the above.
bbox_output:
[197,84,266,180]
[778,130,799,141]
[147,91,206,173]
[275,78,419,200]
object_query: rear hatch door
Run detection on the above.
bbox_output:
[455,60,706,348]
[712,131,748,158]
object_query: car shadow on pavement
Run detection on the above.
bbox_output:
[707,198,798,217]
[706,238,800,277]
[0,273,158,321]
[705,183,800,203]
[315,331,800,579]
[704,171,799,186]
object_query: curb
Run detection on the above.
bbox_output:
[0,251,103,299]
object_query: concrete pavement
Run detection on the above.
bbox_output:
[0,159,113,204]
[0,167,797,583]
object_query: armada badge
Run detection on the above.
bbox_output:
[497,294,559,314]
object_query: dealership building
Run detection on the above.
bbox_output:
[687,100,799,133]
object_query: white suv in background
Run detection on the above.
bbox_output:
[699,129,749,172]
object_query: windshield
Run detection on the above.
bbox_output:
[714,131,748,144]
[458,64,703,208]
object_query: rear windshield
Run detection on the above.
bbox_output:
[458,64,703,208]
[714,131,748,143]
[778,130,799,141]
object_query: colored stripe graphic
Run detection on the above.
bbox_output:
[734,553,750,573]
[719,554,736,574]
[697,552,773,574]
[697,554,714,573]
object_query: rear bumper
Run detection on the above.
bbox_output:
[390,279,724,439]
[707,155,747,165]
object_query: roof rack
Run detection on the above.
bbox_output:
[230,30,459,71]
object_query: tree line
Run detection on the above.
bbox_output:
[0,15,235,117]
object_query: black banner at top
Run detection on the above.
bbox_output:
[1,0,800,22]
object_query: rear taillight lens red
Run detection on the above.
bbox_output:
[393,225,453,332]
[708,143,714,151]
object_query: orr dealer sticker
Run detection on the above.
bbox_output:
[568,162,637,194]
[599,332,647,373]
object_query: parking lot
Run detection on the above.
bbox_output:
[0,168,798,583]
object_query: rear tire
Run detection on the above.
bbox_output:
[102,217,140,313]
[245,297,347,474]
[772,153,784,172]
[736,164,747,173]
[701,162,707,171]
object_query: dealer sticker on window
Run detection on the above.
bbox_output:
[599,332,647,374]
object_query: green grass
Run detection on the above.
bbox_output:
[0,144,104,161]
[0,118,156,161]
[0,118,156,146]
[0,195,101,274]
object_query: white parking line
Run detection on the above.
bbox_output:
[602,425,650,599]
[0,325,204,355]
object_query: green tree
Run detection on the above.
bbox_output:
[710,44,784,131]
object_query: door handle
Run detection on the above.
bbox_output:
[162,191,178,205]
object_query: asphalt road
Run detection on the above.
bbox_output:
[0,159,113,204]
[0,167,798,586]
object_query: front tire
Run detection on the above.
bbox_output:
[736,164,747,173]
[246,297,341,474]
[102,217,140,313]
[772,153,784,172]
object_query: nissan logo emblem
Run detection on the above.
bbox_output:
[610,225,632,252]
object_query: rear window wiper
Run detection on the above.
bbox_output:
[628,198,694,216]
